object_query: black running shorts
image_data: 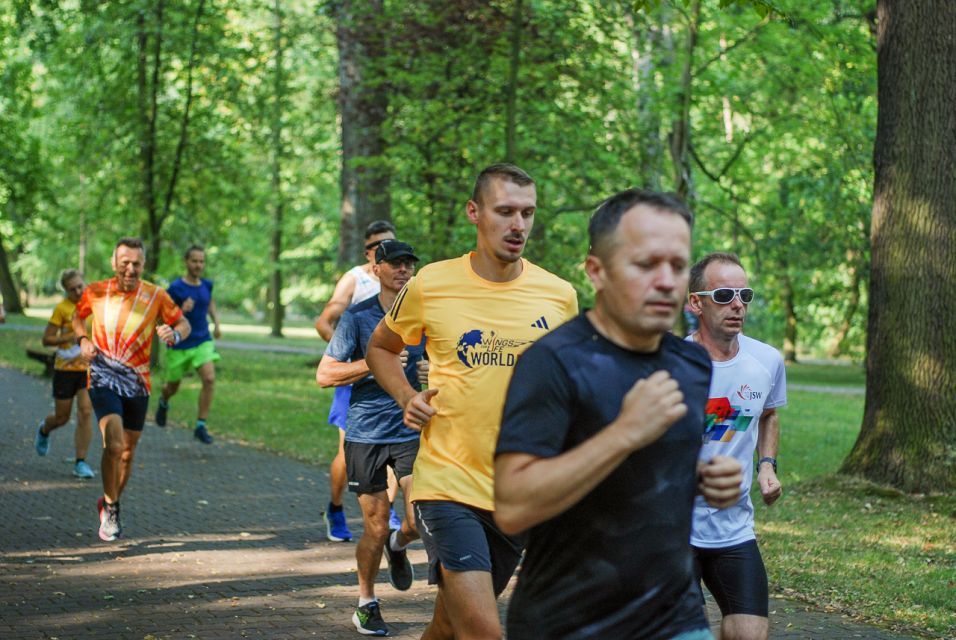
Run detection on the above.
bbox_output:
[693,539,769,617]
[52,370,88,400]
[414,500,524,596]
[344,439,418,494]
[89,387,150,432]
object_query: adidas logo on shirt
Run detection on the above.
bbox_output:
[531,316,550,330]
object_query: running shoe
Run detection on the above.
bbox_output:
[34,420,50,456]
[194,424,213,444]
[155,400,168,427]
[324,503,352,542]
[352,600,389,636]
[388,508,402,532]
[73,460,95,479]
[97,497,122,541]
[384,531,414,591]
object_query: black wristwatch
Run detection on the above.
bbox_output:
[758,456,777,473]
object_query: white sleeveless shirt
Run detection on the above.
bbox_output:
[348,265,380,304]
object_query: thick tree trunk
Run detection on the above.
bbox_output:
[625,9,668,189]
[137,4,162,273]
[336,0,391,268]
[268,0,285,338]
[841,0,956,492]
[0,234,24,314]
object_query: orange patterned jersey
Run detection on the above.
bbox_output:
[75,278,183,396]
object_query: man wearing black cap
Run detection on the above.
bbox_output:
[316,239,428,636]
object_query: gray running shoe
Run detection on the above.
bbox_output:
[352,600,389,636]
[384,531,414,591]
[98,497,122,541]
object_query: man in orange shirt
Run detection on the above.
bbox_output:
[74,237,190,542]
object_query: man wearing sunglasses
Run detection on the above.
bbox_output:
[315,220,397,543]
[687,252,787,640]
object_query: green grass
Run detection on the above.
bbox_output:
[786,361,866,387]
[758,389,955,638]
[3,321,952,637]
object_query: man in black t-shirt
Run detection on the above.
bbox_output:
[494,189,744,640]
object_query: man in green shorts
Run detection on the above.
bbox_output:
[155,245,222,444]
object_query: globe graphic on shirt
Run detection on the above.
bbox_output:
[456,330,484,368]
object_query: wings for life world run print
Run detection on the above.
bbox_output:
[455,329,533,369]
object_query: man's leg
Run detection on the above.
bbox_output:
[696,540,769,640]
[355,490,391,600]
[423,569,500,640]
[331,428,347,505]
[116,427,143,498]
[74,388,93,461]
[156,380,179,427]
[720,615,768,640]
[196,360,215,421]
[99,414,126,503]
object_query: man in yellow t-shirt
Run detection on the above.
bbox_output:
[367,164,578,640]
[34,269,95,479]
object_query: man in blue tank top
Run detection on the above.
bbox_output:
[155,245,221,444]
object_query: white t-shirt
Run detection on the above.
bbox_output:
[688,333,787,548]
[348,265,379,305]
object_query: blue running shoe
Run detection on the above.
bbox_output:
[35,420,50,456]
[389,508,402,532]
[73,460,95,479]
[324,503,352,542]
[194,424,213,445]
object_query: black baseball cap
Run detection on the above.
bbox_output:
[375,240,420,264]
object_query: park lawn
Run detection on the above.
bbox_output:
[785,361,866,387]
[2,326,952,636]
[151,346,338,463]
[759,390,955,637]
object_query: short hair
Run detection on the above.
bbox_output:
[184,244,205,260]
[115,237,146,258]
[364,220,396,239]
[60,269,81,289]
[588,189,693,259]
[689,252,744,293]
[470,163,535,205]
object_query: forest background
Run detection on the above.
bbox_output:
[0,0,874,361]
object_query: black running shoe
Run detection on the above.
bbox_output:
[155,400,168,427]
[194,424,213,444]
[384,532,414,591]
[352,600,389,636]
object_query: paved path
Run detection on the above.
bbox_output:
[0,368,919,639]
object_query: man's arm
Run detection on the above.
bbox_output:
[494,371,690,535]
[756,407,782,505]
[316,354,368,387]
[73,309,97,361]
[366,320,436,430]
[315,272,357,341]
[208,298,222,339]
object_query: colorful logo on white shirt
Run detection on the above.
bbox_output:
[703,396,755,443]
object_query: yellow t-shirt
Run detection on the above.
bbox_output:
[385,253,578,510]
[48,298,87,372]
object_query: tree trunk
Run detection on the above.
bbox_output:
[504,0,522,163]
[781,273,797,363]
[668,0,700,198]
[625,8,668,189]
[827,253,862,358]
[0,234,24,315]
[268,0,285,338]
[335,0,391,268]
[137,3,162,273]
[841,0,956,492]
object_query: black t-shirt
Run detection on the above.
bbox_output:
[496,313,712,640]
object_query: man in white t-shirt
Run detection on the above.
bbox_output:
[686,252,786,640]
[315,220,397,542]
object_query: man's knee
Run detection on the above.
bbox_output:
[721,613,769,640]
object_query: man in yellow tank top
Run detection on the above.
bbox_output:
[367,164,578,639]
